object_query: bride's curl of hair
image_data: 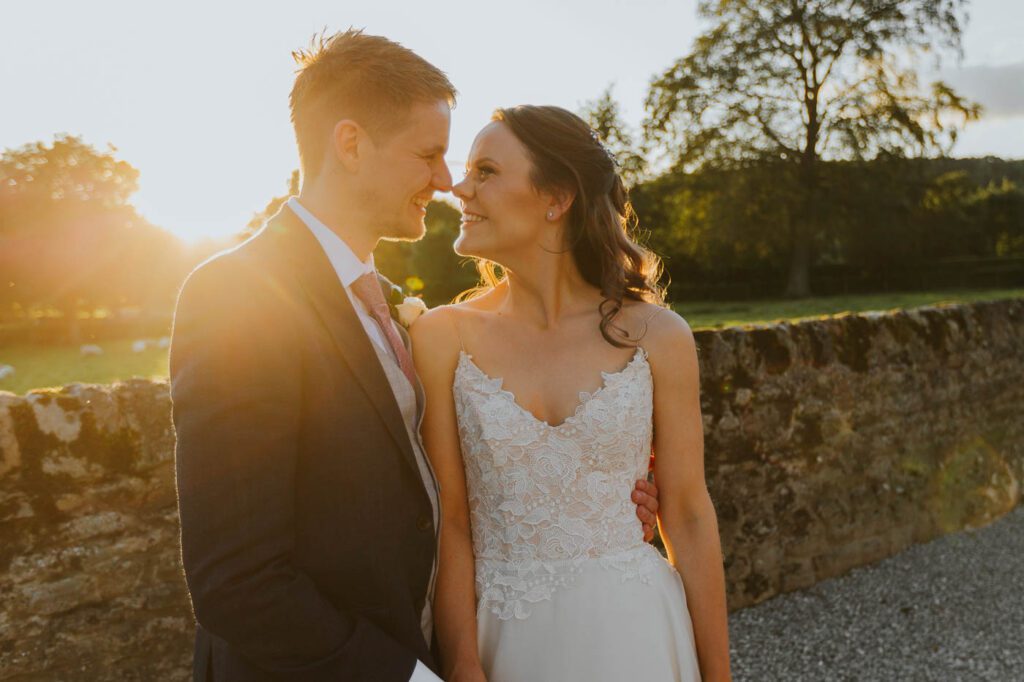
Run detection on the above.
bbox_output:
[461,105,666,348]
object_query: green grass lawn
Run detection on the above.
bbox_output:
[0,338,169,396]
[1,286,1021,395]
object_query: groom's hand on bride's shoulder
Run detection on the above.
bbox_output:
[632,477,660,542]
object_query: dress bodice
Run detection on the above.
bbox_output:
[454,347,664,620]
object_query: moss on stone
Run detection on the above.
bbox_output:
[70,411,137,476]
[750,328,792,375]
[55,395,79,412]
[797,413,824,448]
[899,454,932,477]
[922,310,949,352]
[803,325,829,367]
[0,401,66,572]
[834,315,872,372]
[928,436,1018,533]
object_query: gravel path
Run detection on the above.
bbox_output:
[728,506,1024,681]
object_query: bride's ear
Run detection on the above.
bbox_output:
[545,189,575,222]
[331,119,364,173]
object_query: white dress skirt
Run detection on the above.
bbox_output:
[476,545,700,681]
[454,348,702,681]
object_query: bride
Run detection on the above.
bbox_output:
[410,105,730,681]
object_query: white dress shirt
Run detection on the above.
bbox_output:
[287,198,444,682]
[286,198,395,357]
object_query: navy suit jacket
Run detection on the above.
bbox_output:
[170,206,437,681]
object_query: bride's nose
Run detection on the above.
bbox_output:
[452,177,472,200]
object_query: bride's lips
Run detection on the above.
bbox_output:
[461,210,487,226]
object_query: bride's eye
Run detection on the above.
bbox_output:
[462,164,495,182]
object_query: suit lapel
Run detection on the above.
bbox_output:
[263,206,420,475]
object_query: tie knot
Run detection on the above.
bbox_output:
[350,272,388,312]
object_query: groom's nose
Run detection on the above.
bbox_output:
[433,161,453,193]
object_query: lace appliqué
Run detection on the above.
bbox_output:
[454,348,662,621]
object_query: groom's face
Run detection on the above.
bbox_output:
[361,99,453,242]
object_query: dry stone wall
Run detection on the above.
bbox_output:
[0,381,189,680]
[1,298,1021,680]
[697,299,1023,607]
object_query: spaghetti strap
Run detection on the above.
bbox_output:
[449,308,466,353]
[643,305,667,326]
[635,305,668,354]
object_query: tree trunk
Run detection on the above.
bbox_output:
[784,231,812,298]
[786,148,820,299]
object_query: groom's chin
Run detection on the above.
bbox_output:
[383,220,427,243]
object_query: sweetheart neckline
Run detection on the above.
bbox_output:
[455,347,649,430]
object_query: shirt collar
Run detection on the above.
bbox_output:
[287,197,375,288]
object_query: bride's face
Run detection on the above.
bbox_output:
[452,121,553,261]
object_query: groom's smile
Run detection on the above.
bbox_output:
[412,195,432,214]
[368,99,453,243]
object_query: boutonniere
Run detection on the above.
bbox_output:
[395,296,428,328]
[385,281,428,328]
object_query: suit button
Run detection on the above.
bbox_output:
[416,515,432,532]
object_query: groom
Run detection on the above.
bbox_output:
[170,29,660,682]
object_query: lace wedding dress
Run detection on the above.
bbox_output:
[454,347,701,681]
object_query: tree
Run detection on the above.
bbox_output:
[243,169,301,239]
[1,134,138,236]
[0,135,189,337]
[579,86,647,188]
[375,200,479,306]
[631,161,799,299]
[644,0,981,297]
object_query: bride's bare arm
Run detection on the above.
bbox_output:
[646,311,732,682]
[409,307,486,682]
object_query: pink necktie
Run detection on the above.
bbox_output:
[350,273,417,387]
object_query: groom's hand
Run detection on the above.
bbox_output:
[633,477,660,542]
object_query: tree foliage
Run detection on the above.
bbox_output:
[644,0,981,296]
[1,134,138,232]
[0,136,191,332]
[243,169,301,238]
[630,157,1024,300]
[579,86,647,188]
[375,200,479,306]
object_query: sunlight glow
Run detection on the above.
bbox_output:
[3,0,1021,242]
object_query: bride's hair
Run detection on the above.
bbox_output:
[463,105,666,347]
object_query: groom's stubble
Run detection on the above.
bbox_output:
[287,30,457,256]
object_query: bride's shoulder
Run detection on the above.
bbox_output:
[619,302,696,363]
[408,304,463,369]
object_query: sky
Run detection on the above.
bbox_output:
[2,0,1022,242]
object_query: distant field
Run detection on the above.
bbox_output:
[1,287,1022,395]
[674,287,1024,329]
[0,339,168,396]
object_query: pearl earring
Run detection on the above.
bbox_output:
[547,211,554,220]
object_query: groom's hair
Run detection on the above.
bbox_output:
[289,28,457,181]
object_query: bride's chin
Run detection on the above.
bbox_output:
[453,236,485,259]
